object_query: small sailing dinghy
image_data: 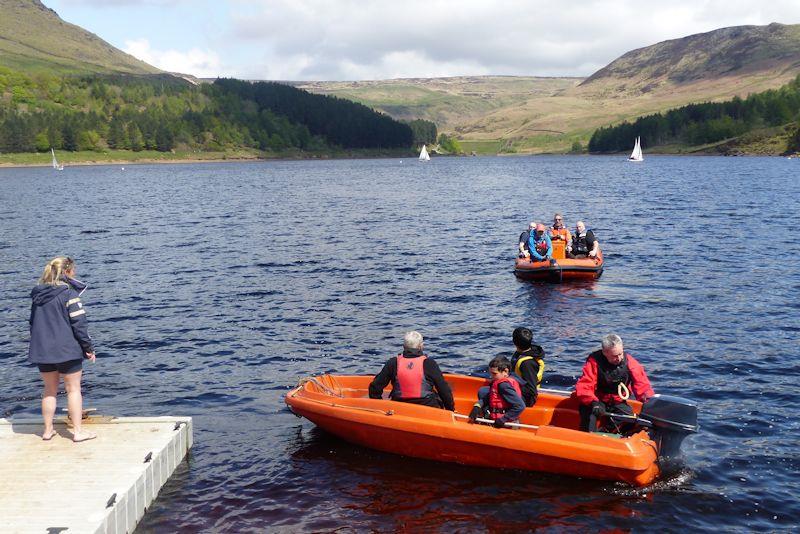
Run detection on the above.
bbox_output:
[51,148,64,171]
[419,144,431,161]
[628,136,643,162]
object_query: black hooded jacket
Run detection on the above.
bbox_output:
[28,277,93,364]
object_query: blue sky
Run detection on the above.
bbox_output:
[44,0,800,81]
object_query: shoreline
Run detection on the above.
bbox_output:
[0,148,419,169]
[0,150,791,169]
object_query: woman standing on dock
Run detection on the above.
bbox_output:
[28,257,97,442]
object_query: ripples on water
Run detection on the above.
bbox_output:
[0,156,798,531]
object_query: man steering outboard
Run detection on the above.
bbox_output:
[575,333,654,433]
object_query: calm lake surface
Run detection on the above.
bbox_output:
[1,156,798,532]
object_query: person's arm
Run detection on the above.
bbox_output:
[65,289,94,355]
[518,233,529,256]
[498,382,526,422]
[587,230,600,257]
[368,358,396,399]
[545,234,553,258]
[575,357,599,405]
[425,358,454,411]
[627,356,655,402]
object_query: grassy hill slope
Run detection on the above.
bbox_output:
[299,24,800,154]
[0,0,159,75]
[295,76,580,143]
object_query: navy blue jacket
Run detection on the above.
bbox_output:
[28,278,93,364]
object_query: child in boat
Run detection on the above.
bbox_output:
[510,327,545,407]
[468,356,526,428]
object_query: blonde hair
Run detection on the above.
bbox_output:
[39,256,74,286]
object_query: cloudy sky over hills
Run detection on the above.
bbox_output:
[46,0,800,80]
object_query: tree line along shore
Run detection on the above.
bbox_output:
[0,68,440,160]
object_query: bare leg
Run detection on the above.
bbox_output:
[63,370,95,442]
[40,372,59,440]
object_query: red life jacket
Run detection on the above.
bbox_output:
[535,239,548,254]
[394,354,430,399]
[488,377,522,420]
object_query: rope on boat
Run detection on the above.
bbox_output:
[297,395,396,415]
[618,382,630,401]
[298,377,344,398]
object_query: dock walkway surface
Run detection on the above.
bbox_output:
[0,415,193,534]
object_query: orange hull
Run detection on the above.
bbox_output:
[285,374,659,486]
[514,250,604,281]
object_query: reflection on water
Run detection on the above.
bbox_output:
[288,427,643,531]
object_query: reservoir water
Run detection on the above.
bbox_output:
[0,156,798,531]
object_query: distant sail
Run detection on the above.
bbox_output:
[419,144,430,161]
[51,148,64,171]
[628,137,643,162]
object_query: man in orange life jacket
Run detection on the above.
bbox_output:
[549,213,572,253]
[368,331,455,411]
[469,356,526,428]
[575,334,655,432]
[510,327,545,407]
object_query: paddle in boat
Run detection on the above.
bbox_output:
[514,239,603,282]
[628,136,643,162]
[419,144,430,161]
[286,373,697,486]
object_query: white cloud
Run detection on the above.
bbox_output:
[123,39,222,77]
[59,0,183,5]
[52,0,800,80]
[222,0,800,80]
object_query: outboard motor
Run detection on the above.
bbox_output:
[639,394,698,462]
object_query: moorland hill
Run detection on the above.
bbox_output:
[0,0,158,74]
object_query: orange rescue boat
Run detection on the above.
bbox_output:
[285,374,697,487]
[515,239,603,281]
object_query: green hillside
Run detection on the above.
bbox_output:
[0,0,159,75]
[0,71,414,159]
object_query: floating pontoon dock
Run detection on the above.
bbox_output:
[0,415,193,534]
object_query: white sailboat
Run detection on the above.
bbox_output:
[419,144,430,161]
[628,136,643,162]
[51,148,64,171]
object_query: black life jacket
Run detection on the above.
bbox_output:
[572,230,593,255]
[589,350,630,394]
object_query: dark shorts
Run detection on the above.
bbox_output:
[37,359,83,374]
